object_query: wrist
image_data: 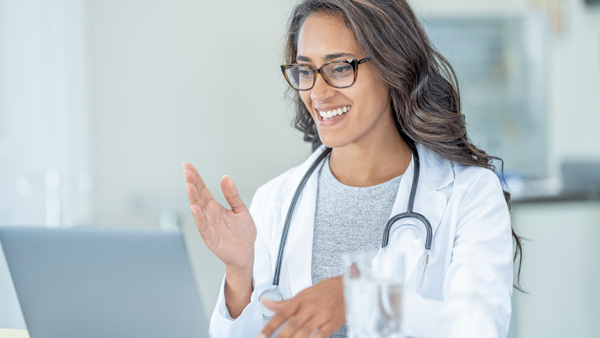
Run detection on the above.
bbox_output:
[226,249,254,278]
[225,251,254,290]
[224,252,254,319]
[225,268,253,293]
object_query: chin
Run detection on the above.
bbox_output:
[317,133,351,149]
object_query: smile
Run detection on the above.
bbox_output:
[316,105,351,120]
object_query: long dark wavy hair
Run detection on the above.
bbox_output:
[284,0,523,290]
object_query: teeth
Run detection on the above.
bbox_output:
[317,106,351,119]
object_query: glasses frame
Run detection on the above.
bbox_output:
[280,57,371,91]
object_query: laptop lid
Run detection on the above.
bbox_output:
[0,226,208,338]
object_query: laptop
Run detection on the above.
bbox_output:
[0,226,208,338]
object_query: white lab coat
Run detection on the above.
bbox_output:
[209,144,513,338]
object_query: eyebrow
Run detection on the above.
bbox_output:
[296,52,356,62]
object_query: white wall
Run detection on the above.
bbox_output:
[89,0,311,317]
[0,0,92,227]
[0,0,91,329]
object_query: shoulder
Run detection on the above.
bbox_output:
[452,163,503,194]
[450,162,508,217]
[418,145,504,201]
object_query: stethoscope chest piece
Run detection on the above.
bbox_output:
[259,287,283,320]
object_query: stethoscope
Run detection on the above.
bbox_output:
[259,145,432,320]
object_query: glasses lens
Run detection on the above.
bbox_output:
[285,65,314,90]
[322,61,355,88]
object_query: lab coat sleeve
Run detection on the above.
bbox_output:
[404,169,513,338]
[208,187,273,338]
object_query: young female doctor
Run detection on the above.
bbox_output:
[183,0,521,337]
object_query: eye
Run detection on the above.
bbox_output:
[332,64,352,74]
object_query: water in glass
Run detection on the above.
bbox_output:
[343,251,404,338]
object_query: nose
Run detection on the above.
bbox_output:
[310,73,336,103]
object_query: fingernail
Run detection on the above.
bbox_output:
[190,205,196,214]
[257,334,267,338]
[182,162,186,167]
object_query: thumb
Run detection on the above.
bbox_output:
[220,175,248,214]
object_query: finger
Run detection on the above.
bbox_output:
[221,175,248,214]
[186,181,211,239]
[260,300,297,338]
[275,306,315,338]
[183,169,198,193]
[313,323,340,338]
[290,313,330,338]
[182,164,200,189]
[190,204,212,240]
[182,162,201,178]
[185,182,200,205]
[182,163,214,203]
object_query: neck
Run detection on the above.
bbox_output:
[328,120,412,187]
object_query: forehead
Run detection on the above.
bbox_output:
[297,13,360,62]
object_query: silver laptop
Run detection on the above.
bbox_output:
[0,226,208,338]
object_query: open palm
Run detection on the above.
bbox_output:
[183,163,256,270]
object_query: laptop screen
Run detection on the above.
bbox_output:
[0,227,208,338]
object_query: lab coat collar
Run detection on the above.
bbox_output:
[280,144,454,296]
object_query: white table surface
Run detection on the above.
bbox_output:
[0,329,29,338]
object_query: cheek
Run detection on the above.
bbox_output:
[356,82,389,118]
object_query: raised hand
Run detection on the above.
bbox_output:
[183,163,257,271]
[183,163,256,317]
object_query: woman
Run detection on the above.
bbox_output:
[183,0,521,337]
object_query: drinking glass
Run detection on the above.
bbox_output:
[343,250,405,338]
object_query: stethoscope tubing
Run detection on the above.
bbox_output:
[381,148,432,249]
[272,147,333,287]
[264,144,432,318]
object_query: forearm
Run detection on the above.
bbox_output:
[223,252,254,318]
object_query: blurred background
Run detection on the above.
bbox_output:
[0,0,598,336]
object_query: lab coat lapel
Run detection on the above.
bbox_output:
[386,145,453,287]
[277,145,453,296]
[279,147,327,296]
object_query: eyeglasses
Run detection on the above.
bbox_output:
[281,58,370,91]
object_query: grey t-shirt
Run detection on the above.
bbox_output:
[311,156,402,337]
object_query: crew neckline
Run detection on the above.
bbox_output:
[319,155,403,198]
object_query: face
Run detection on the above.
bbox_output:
[296,13,392,149]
